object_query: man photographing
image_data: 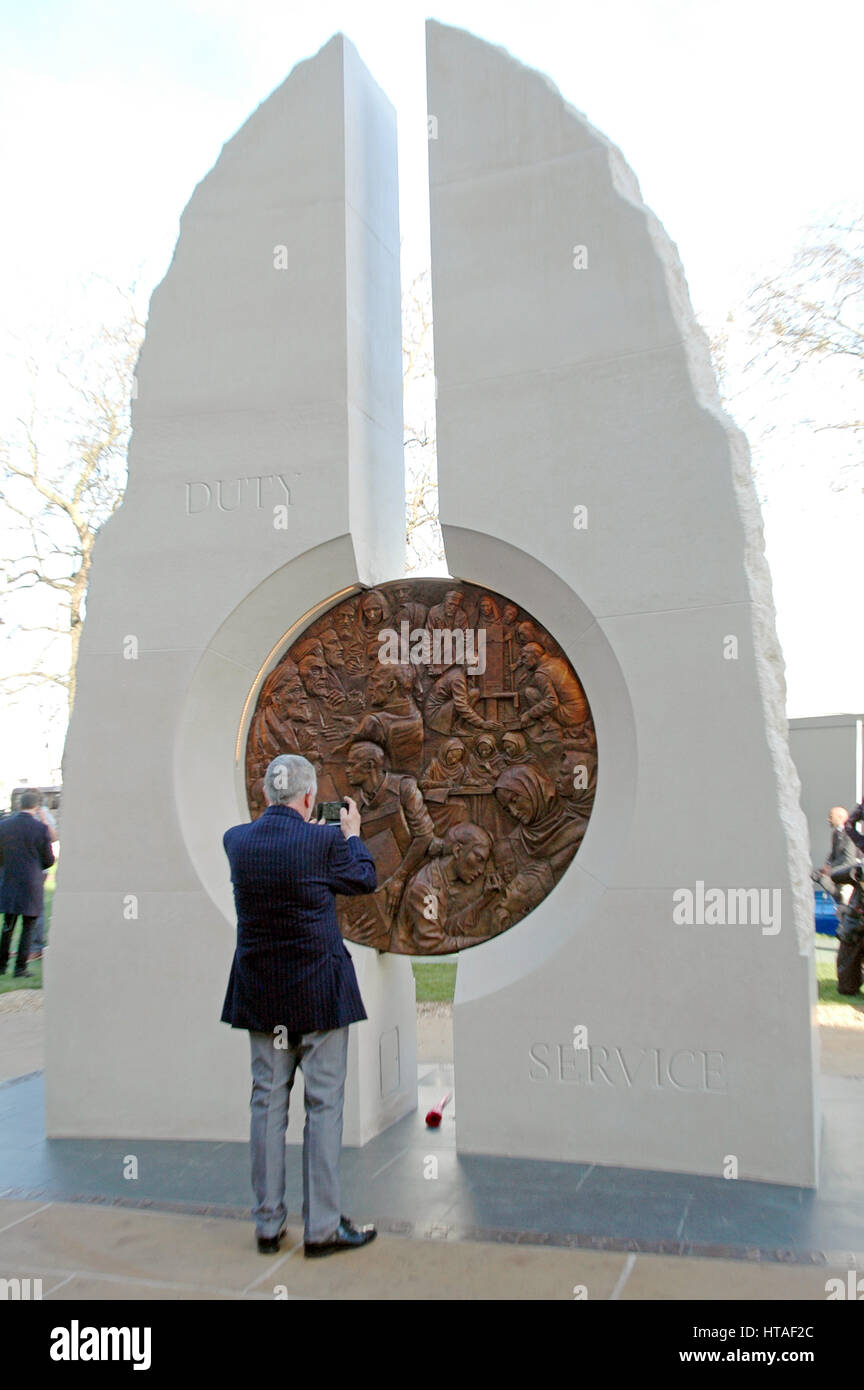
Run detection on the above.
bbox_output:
[221,753,378,1258]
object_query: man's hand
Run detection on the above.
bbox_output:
[340,797,362,840]
[384,874,406,917]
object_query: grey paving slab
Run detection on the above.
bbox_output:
[2,1068,864,1264]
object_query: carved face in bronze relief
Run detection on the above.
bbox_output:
[245,578,596,954]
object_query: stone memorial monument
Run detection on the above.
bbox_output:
[425,21,817,1185]
[46,21,819,1187]
[45,34,418,1147]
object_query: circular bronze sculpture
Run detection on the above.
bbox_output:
[245,580,596,954]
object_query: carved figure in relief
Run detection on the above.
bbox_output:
[518,642,589,741]
[393,823,495,953]
[343,741,438,924]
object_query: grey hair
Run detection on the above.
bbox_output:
[264,754,317,806]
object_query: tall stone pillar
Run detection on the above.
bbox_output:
[427,20,818,1184]
[45,35,416,1145]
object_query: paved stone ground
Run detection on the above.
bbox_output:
[0,1198,854,1301]
[416,1001,453,1063]
[0,989,45,1084]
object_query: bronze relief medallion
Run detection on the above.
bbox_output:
[245,580,596,954]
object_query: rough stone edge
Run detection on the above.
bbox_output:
[427,21,813,959]
[568,88,813,959]
[606,177,813,959]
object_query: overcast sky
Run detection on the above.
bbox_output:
[4,0,864,320]
[1,0,862,791]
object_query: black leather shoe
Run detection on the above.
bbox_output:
[304,1217,376,1258]
[257,1224,287,1254]
[13,970,31,979]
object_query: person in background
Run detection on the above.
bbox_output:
[812,806,862,905]
[825,803,864,996]
[845,803,864,857]
[0,790,55,978]
[823,807,858,883]
[28,803,59,962]
[835,872,864,996]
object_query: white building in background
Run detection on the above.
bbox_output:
[789,714,864,866]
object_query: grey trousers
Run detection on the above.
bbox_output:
[249,1027,349,1243]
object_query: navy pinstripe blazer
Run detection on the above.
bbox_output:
[220,805,377,1034]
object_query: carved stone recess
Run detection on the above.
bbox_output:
[246,579,596,953]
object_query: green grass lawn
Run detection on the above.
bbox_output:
[0,957,42,994]
[816,950,864,1008]
[412,959,457,1003]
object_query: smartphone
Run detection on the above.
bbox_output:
[316,801,345,823]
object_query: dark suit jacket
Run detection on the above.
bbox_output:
[845,807,864,856]
[220,805,377,1034]
[829,826,859,871]
[0,812,55,916]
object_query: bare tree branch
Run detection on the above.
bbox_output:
[1,286,143,715]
